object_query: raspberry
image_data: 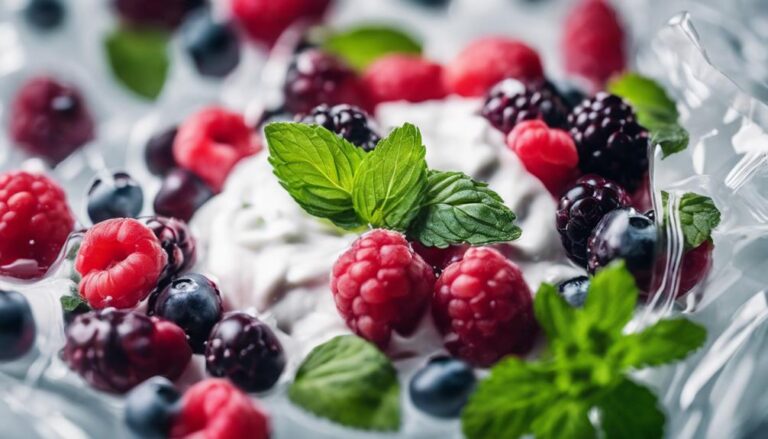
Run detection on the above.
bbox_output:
[113,0,187,29]
[432,247,536,367]
[556,175,631,266]
[410,241,468,275]
[568,93,650,191]
[0,171,74,279]
[173,107,260,192]
[444,37,544,97]
[481,79,570,134]
[170,379,270,439]
[62,309,192,393]
[231,0,330,46]
[361,54,447,107]
[506,120,580,196]
[9,76,94,166]
[283,49,367,115]
[298,104,381,151]
[75,218,167,309]
[562,0,627,88]
[330,229,435,347]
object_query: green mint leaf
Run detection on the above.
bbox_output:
[266,122,366,229]
[662,191,721,249]
[598,378,665,439]
[649,122,690,159]
[323,26,421,71]
[352,123,427,230]
[407,170,521,248]
[608,73,679,125]
[105,27,169,100]
[462,358,556,439]
[583,261,638,337]
[288,335,400,431]
[60,295,90,313]
[534,283,578,343]
[616,318,706,368]
[531,400,596,439]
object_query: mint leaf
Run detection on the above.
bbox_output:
[531,400,596,439]
[105,27,169,100]
[617,318,706,368]
[534,283,578,343]
[60,295,90,313]
[662,191,721,249]
[323,26,421,71]
[462,358,556,439]
[266,122,366,229]
[407,170,521,247]
[288,335,400,431]
[608,73,678,125]
[598,378,665,439]
[583,261,638,336]
[650,122,690,159]
[352,123,427,230]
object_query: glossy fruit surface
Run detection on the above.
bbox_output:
[87,172,144,224]
[409,356,476,418]
[125,376,181,439]
[0,290,36,361]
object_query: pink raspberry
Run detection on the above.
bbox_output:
[433,247,536,367]
[330,229,435,348]
[170,379,270,439]
[506,120,580,196]
[362,54,447,107]
[444,37,544,97]
[231,0,331,46]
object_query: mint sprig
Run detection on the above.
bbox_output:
[323,25,422,71]
[288,335,400,431]
[105,27,170,100]
[661,191,721,249]
[462,262,707,439]
[60,294,90,313]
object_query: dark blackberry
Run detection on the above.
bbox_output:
[556,174,631,267]
[140,216,197,288]
[299,104,381,151]
[283,49,366,115]
[481,79,570,134]
[568,92,650,191]
[205,312,286,392]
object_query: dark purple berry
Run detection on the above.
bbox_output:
[299,104,380,151]
[556,174,632,267]
[205,312,286,392]
[24,0,66,31]
[87,172,144,224]
[481,79,570,134]
[0,290,36,362]
[113,0,187,29]
[556,276,589,307]
[407,0,452,8]
[153,169,214,222]
[409,356,476,418]
[125,377,181,439]
[182,10,241,78]
[568,92,650,191]
[150,274,222,354]
[145,127,178,176]
[140,216,197,288]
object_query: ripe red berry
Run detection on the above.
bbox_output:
[562,0,626,89]
[173,107,260,192]
[677,240,714,296]
[410,241,468,275]
[362,54,447,107]
[170,379,270,439]
[444,37,544,97]
[506,120,580,196]
[330,229,435,348]
[0,171,74,279]
[231,0,330,46]
[75,218,167,309]
[433,247,536,367]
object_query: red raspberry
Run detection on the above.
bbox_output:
[444,37,544,97]
[330,229,435,348]
[506,120,580,196]
[9,76,94,166]
[173,108,260,192]
[362,54,447,107]
[231,0,331,46]
[562,0,626,89]
[433,247,536,367]
[170,379,270,439]
[0,171,74,279]
[75,218,167,309]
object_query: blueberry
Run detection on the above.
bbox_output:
[409,356,476,418]
[150,273,222,353]
[87,172,144,224]
[124,377,181,439]
[0,290,36,362]
[24,0,66,31]
[557,276,590,307]
[144,127,178,177]
[153,169,214,222]
[182,9,241,78]
[406,0,452,8]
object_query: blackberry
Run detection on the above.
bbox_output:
[205,312,286,392]
[140,216,197,288]
[299,104,381,151]
[556,174,631,267]
[481,79,569,134]
[568,92,650,191]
